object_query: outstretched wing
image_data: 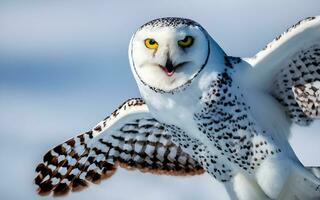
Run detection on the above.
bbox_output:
[246,16,320,125]
[34,98,204,196]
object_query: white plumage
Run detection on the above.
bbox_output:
[35,16,320,200]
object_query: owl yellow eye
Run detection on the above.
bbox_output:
[178,36,194,48]
[145,38,158,49]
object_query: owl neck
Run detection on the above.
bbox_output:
[138,60,236,131]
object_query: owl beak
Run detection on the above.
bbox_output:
[165,58,175,73]
[159,58,175,76]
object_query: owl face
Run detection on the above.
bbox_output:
[129,18,210,92]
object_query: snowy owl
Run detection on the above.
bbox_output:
[34,17,320,200]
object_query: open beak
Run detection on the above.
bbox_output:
[159,58,175,76]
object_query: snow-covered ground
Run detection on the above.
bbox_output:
[0,1,319,199]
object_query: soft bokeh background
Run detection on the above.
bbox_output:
[0,0,320,199]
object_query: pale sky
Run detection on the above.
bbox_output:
[0,1,319,200]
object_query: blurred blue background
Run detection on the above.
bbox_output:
[0,1,319,199]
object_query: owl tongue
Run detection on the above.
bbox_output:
[163,66,174,76]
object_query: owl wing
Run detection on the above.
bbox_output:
[246,16,320,126]
[34,98,204,196]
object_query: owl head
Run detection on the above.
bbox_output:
[129,17,226,93]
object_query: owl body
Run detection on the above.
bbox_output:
[135,50,287,185]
